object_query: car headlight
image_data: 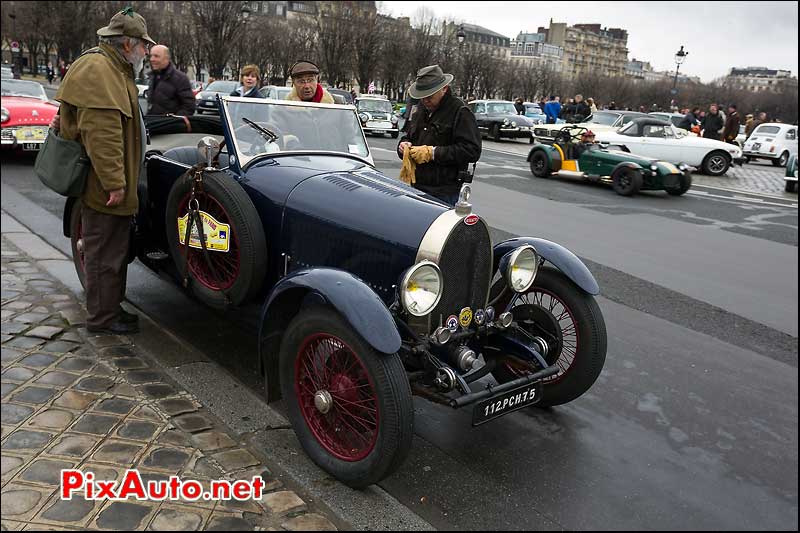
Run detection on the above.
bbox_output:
[195,93,203,100]
[678,163,688,171]
[391,115,398,124]
[400,261,443,317]
[500,245,539,293]
[503,118,510,125]
[358,112,369,123]
[1,107,8,123]
[650,164,658,171]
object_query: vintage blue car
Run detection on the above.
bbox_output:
[64,97,608,488]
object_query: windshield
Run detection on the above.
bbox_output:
[358,99,391,113]
[224,98,369,167]
[586,112,621,126]
[487,102,517,115]
[206,81,238,93]
[525,104,542,113]
[754,125,780,136]
[1,80,46,99]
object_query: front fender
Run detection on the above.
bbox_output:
[494,238,600,295]
[611,161,644,176]
[257,268,401,402]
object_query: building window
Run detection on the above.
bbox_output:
[276,4,284,15]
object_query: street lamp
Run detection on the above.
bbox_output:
[456,24,466,96]
[671,45,688,96]
[456,24,466,46]
[9,12,18,76]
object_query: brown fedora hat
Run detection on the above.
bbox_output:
[408,64,454,99]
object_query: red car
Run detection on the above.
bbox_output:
[1,79,58,152]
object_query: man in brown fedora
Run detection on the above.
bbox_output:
[54,7,155,335]
[397,64,481,205]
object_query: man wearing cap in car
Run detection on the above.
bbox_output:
[286,60,334,104]
[54,7,155,335]
[397,64,481,205]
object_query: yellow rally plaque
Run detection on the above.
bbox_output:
[177,211,230,253]
[459,307,473,328]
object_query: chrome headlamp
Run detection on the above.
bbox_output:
[1,107,9,124]
[650,164,659,171]
[400,261,443,317]
[678,162,688,171]
[499,245,539,293]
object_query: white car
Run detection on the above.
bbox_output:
[593,117,744,176]
[742,123,797,167]
[533,110,647,143]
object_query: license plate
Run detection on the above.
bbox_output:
[753,143,761,150]
[472,381,541,426]
[367,121,391,129]
[15,127,47,142]
[22,143,41,151]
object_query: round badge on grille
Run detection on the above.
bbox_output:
[464,214,479,226]
[446,315,459,333]
[474,309,486,326]
[459,307,473,328]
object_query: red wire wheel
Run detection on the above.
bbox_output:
[294,333,380,461]
[176,191,241,291]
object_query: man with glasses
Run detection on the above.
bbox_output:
[286,60,334,104]
[54,7,154,334]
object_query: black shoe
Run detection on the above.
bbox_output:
[87,320,140,335]
[118,309,139,324]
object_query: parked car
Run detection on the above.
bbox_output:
[1,79,58,152]
[355,94,399,138]
[785,154,797,192]
[528,126,692,196]
[327,88,353,105]
[735,124,747,148]
[190,80,205,97]
[592,117,744,176]
[742,123,797,167]
[134,78,149,99]
[195,80,239,114]
[533,110,647,143]
[523,102,547,124]
[1,66,14,79]
[259,85,292,100]
[63,97,608,488]
[469,100,536,142]
[649,111,699,137]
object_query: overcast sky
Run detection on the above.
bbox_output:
[378,1,798,83]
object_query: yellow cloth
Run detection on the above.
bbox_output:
[409,145,434,164]
[399,145,416,184]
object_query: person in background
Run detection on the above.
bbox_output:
[678,107,701,131]
[746,111,766,138]
[701,104,724,140]
[722,104,741,145]
[544,95,561,124]
[286,60,334,103]
[147,44,195,115]
[514,97,525,115]
[586,97,598,114]
[230,64,264,98]
[46,62,55,85]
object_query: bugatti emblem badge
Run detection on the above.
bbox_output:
[464,214,479,226]
[32,110,39,117]
[446,315,459,333]
[474,309,486,326]
[459,307,473,327]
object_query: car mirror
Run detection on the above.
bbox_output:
[197,136,221,168]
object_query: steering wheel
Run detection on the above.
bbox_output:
[233,121,284,156]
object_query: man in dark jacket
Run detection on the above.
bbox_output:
[721,104,741,145]
[678,107,701,131]
[147,44,195,115]
[573,94,590,122]
[397,64,481,206]
[701,104,724,140]
[514,97,525,115]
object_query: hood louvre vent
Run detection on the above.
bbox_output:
[322,172,408,197]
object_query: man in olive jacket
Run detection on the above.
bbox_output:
[397,65,481,205]
[55,8,154,335]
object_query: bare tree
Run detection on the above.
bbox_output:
[378,20,413,101]
[352,12,385,92]
[315,5,354,88]
[191,1,246,78]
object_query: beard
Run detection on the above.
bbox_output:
[124,47,146,76]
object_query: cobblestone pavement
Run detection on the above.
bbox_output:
[1,236,340,531]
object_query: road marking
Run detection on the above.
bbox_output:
[686,190,797,209]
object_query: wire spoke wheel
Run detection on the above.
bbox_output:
[294,333,379,462]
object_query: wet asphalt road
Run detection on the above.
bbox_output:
[2,131,797,529]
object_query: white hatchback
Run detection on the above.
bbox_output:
[743,123,798,167]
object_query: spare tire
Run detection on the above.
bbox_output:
[165,169,267,309]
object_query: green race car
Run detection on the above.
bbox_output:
[527,126,692,196]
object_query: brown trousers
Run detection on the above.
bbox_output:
[81,206,131,328]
